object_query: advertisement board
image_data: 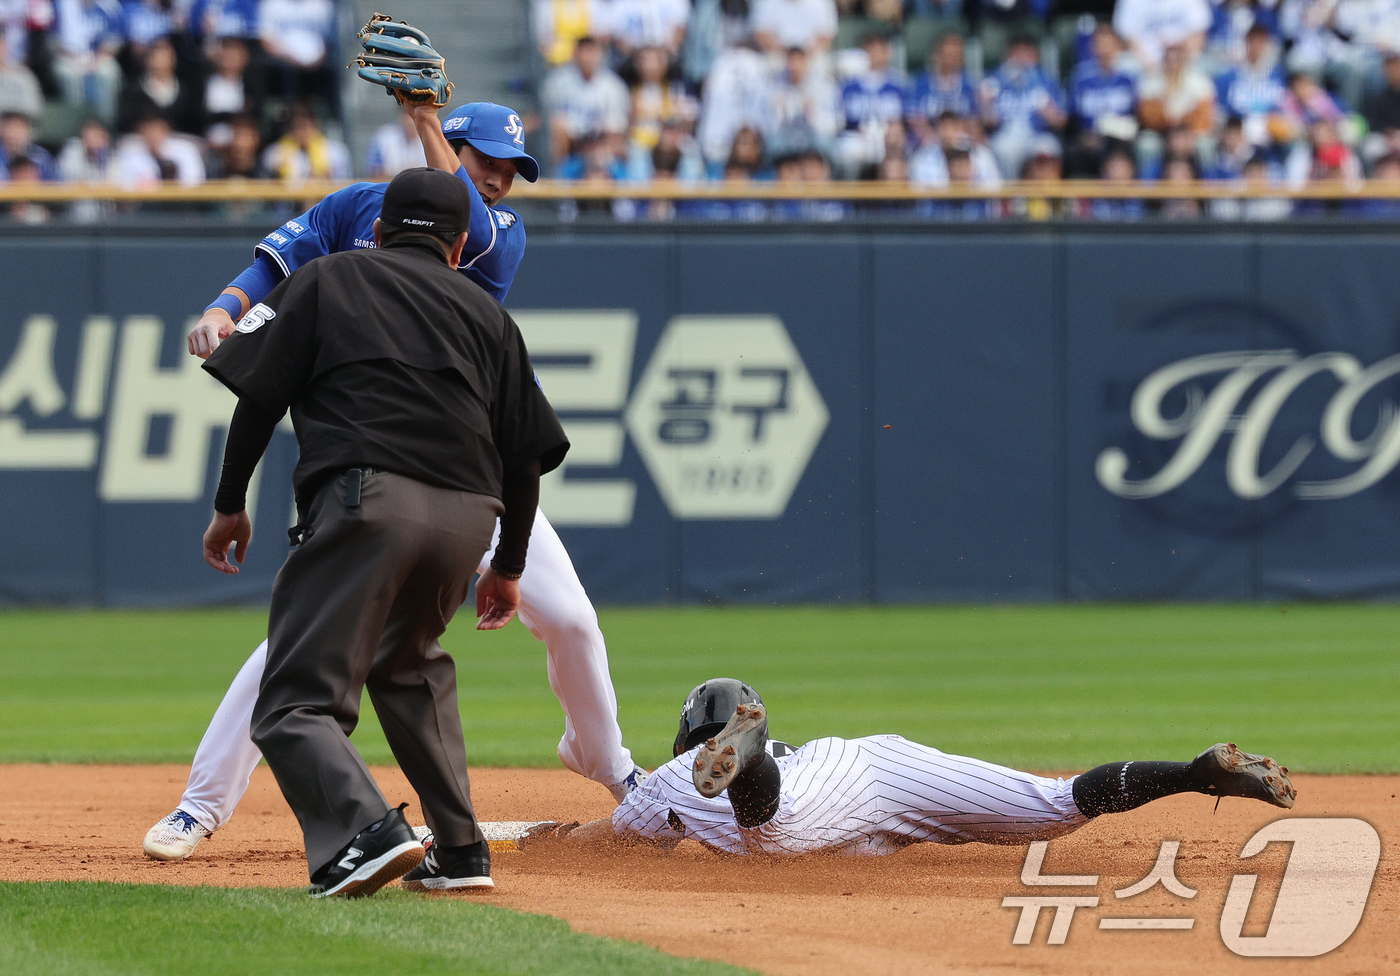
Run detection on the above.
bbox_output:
[4,230,1400,603]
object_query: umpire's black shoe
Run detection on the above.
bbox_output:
[401,838,494,891]
[693,702,769,799]
[309,803,425,898]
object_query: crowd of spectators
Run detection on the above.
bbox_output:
[11,1,1400,222]
[535,0,1400,219]
[0,0,367,222]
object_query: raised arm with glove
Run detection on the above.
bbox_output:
[354,13,454,108]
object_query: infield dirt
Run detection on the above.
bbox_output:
[0,764,1394,976]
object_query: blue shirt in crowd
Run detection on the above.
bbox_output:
[188,0,260,39]
[57,0,124,54]
[906,70,978,121]
[840,73,908,130]
[1208,3,1280,54]
[986,62,1064,132]
[122,0,174,46]
[1068,60,1136,131]
[0,144,59,181]
[1216,64,1288,118]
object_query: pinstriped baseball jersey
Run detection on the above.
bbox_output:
[612,735,1088,856]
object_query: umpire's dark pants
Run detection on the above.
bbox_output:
[251,469,501,878]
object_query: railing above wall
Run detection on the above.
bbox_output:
[6,179,1400,204]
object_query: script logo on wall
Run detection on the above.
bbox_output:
[1097,349,1400,502]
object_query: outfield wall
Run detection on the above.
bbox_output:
[5,227,1400,605]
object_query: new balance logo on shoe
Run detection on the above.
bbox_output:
[309,805,424,899]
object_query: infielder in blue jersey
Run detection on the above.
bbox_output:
[188,100,529,351]
[145,100,647,862]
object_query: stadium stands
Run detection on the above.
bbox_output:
[5,0,1400,222]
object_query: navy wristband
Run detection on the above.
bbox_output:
[205,293,244,319]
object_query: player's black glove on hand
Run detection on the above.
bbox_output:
[354,13,454,108]
[517,821,581,850]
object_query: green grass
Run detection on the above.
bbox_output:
[0,882,753,976]
[0,604,1397,772]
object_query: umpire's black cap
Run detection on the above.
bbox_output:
[380,167,472,235]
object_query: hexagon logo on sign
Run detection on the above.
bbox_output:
[625,315,829,519]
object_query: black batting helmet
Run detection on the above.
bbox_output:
[673,678,764,756]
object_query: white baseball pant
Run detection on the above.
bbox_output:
[178,508,634,833]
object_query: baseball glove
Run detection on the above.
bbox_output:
[354,13,454,108]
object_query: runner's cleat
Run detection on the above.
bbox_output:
[692,703,768,799]
[1192,742,1297,809]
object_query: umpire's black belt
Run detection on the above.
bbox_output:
[289,467,380,547]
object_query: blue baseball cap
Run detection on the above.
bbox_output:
[440,102,540,182]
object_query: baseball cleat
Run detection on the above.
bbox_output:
[309,804,424,898]
[401,839,494,892]
[692,703,768,799]
[1192,742,1297,809]
[607,765,650,803]
[143,809,212,861]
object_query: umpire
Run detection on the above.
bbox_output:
[201,167,568,898]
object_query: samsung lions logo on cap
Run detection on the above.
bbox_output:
[442,116,468,132]
[504,114,524,146]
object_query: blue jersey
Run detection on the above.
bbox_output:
[188,0,259,38]
[905,71,977,121]
[0,143,58,181]
[56,0,123,52]
[986,64,1065,133]
[1208,3,1279,57]
[1216,65,1287,118]
[123,0,174,45]
[256,167,526,302]
[1068,61,1136,130]
[840,74,907,130]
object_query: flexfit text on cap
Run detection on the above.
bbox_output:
[380,167,473,235]
[440,102,541,182]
